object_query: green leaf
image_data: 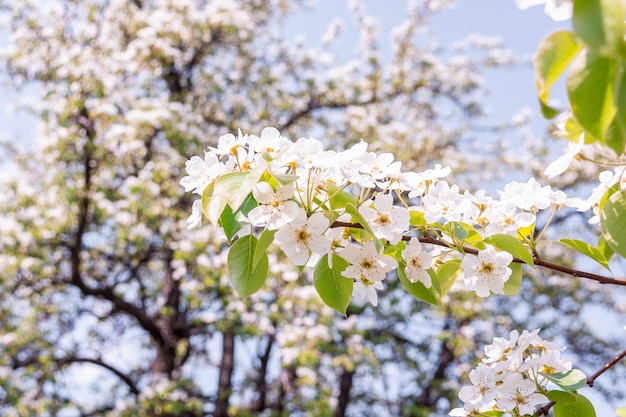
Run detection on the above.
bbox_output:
[573,0,625,56]
[327,183,358,210]
[270,172,299,186]
[484,234,534,266]
[397,262,441,305]
[214,165,265,213]
[254,229,276,268]
[567,50,618,141]
[534,30,582,116]
[313,254,353,315]
[228,235,268,298]
[503,262,523,296]
[547,390,578,404]
[238,192,258,216]
[560,238,611,270]
[600,190,626,258]
[219,205,241,244]
[541,369,588,392]
[435,259,462,296]
[616,407,626,417]
[554,393,596,417]
[606,64,626,154]
[409,209,426,226]
[597,235,615,262]
[201,181,227,225]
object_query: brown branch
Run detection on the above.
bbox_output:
[586,347,626,387]
[330,221,626,287]
[335,366,355,417]
[253,332,275,412]
[537,347,626,416]
[57,356,140,396]
[215,330,235,417]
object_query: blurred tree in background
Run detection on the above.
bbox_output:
[0,0,623,416]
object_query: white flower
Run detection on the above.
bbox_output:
[458,364,498,409]
[421,181,471,223]
[247,127,289,155]
[180,152,233,195]
[401,237,432,287]
[247,181,300,230]
[341,240,398,306]
[484,201,535,236]
[401,164,451,199]
[516,0,572,21]
[500,178,552,211]
[209,129,248,157]
[274,209,330,266]
[186,199,203,229]
[358,193,409,244]
[496,373,549,415]
[461,246,513,297]
[544,134,585,178]
[353,279,384,306]
[356,152,402,180]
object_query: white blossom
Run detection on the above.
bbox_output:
[247,181,300,230]
[401,237,432,286]
[358,193,410,244]
[461,246,512,297]
[274,209,330,266]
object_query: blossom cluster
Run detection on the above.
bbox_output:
[451,329,572,416]
[181,128,573,306]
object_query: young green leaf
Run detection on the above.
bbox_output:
[547,390,578,404]
[541,369,588,392]
[597,235,615,262]
[606,64,626,155]
[313,254,353,315]
[214,165,265,213]
[573,0,626,56]
[409,209,427,226]
[219,205,241,244]
[553,392,596,417]
[503,262,523,296]
[435,259,462,296]
[327,182,358,210]
[228,235,268,298]
[567,50,618,141]
[484,234,534,266]
[254,229,276,268]
[397,263,441,305]
[534,30,581,117]
[560,238,611,270]
[600,190,626,258]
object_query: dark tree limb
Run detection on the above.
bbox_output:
[57,356,140,396]
[215,330,235,417]
[253,332,275,412]
[330,221,626,287]
[335,366,355,417]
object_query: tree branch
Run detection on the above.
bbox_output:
[330,221,626,287]
[215,330,235,417]
[57,356,140,396]
[537,347,626,416]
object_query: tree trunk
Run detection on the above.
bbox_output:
[335,366,355,417]
[215,330,235,417]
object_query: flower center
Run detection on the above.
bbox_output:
[478,261,494,274]
[297,228,310,243]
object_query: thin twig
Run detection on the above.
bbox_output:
[537,347,626,416]
[330,221,626,287]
